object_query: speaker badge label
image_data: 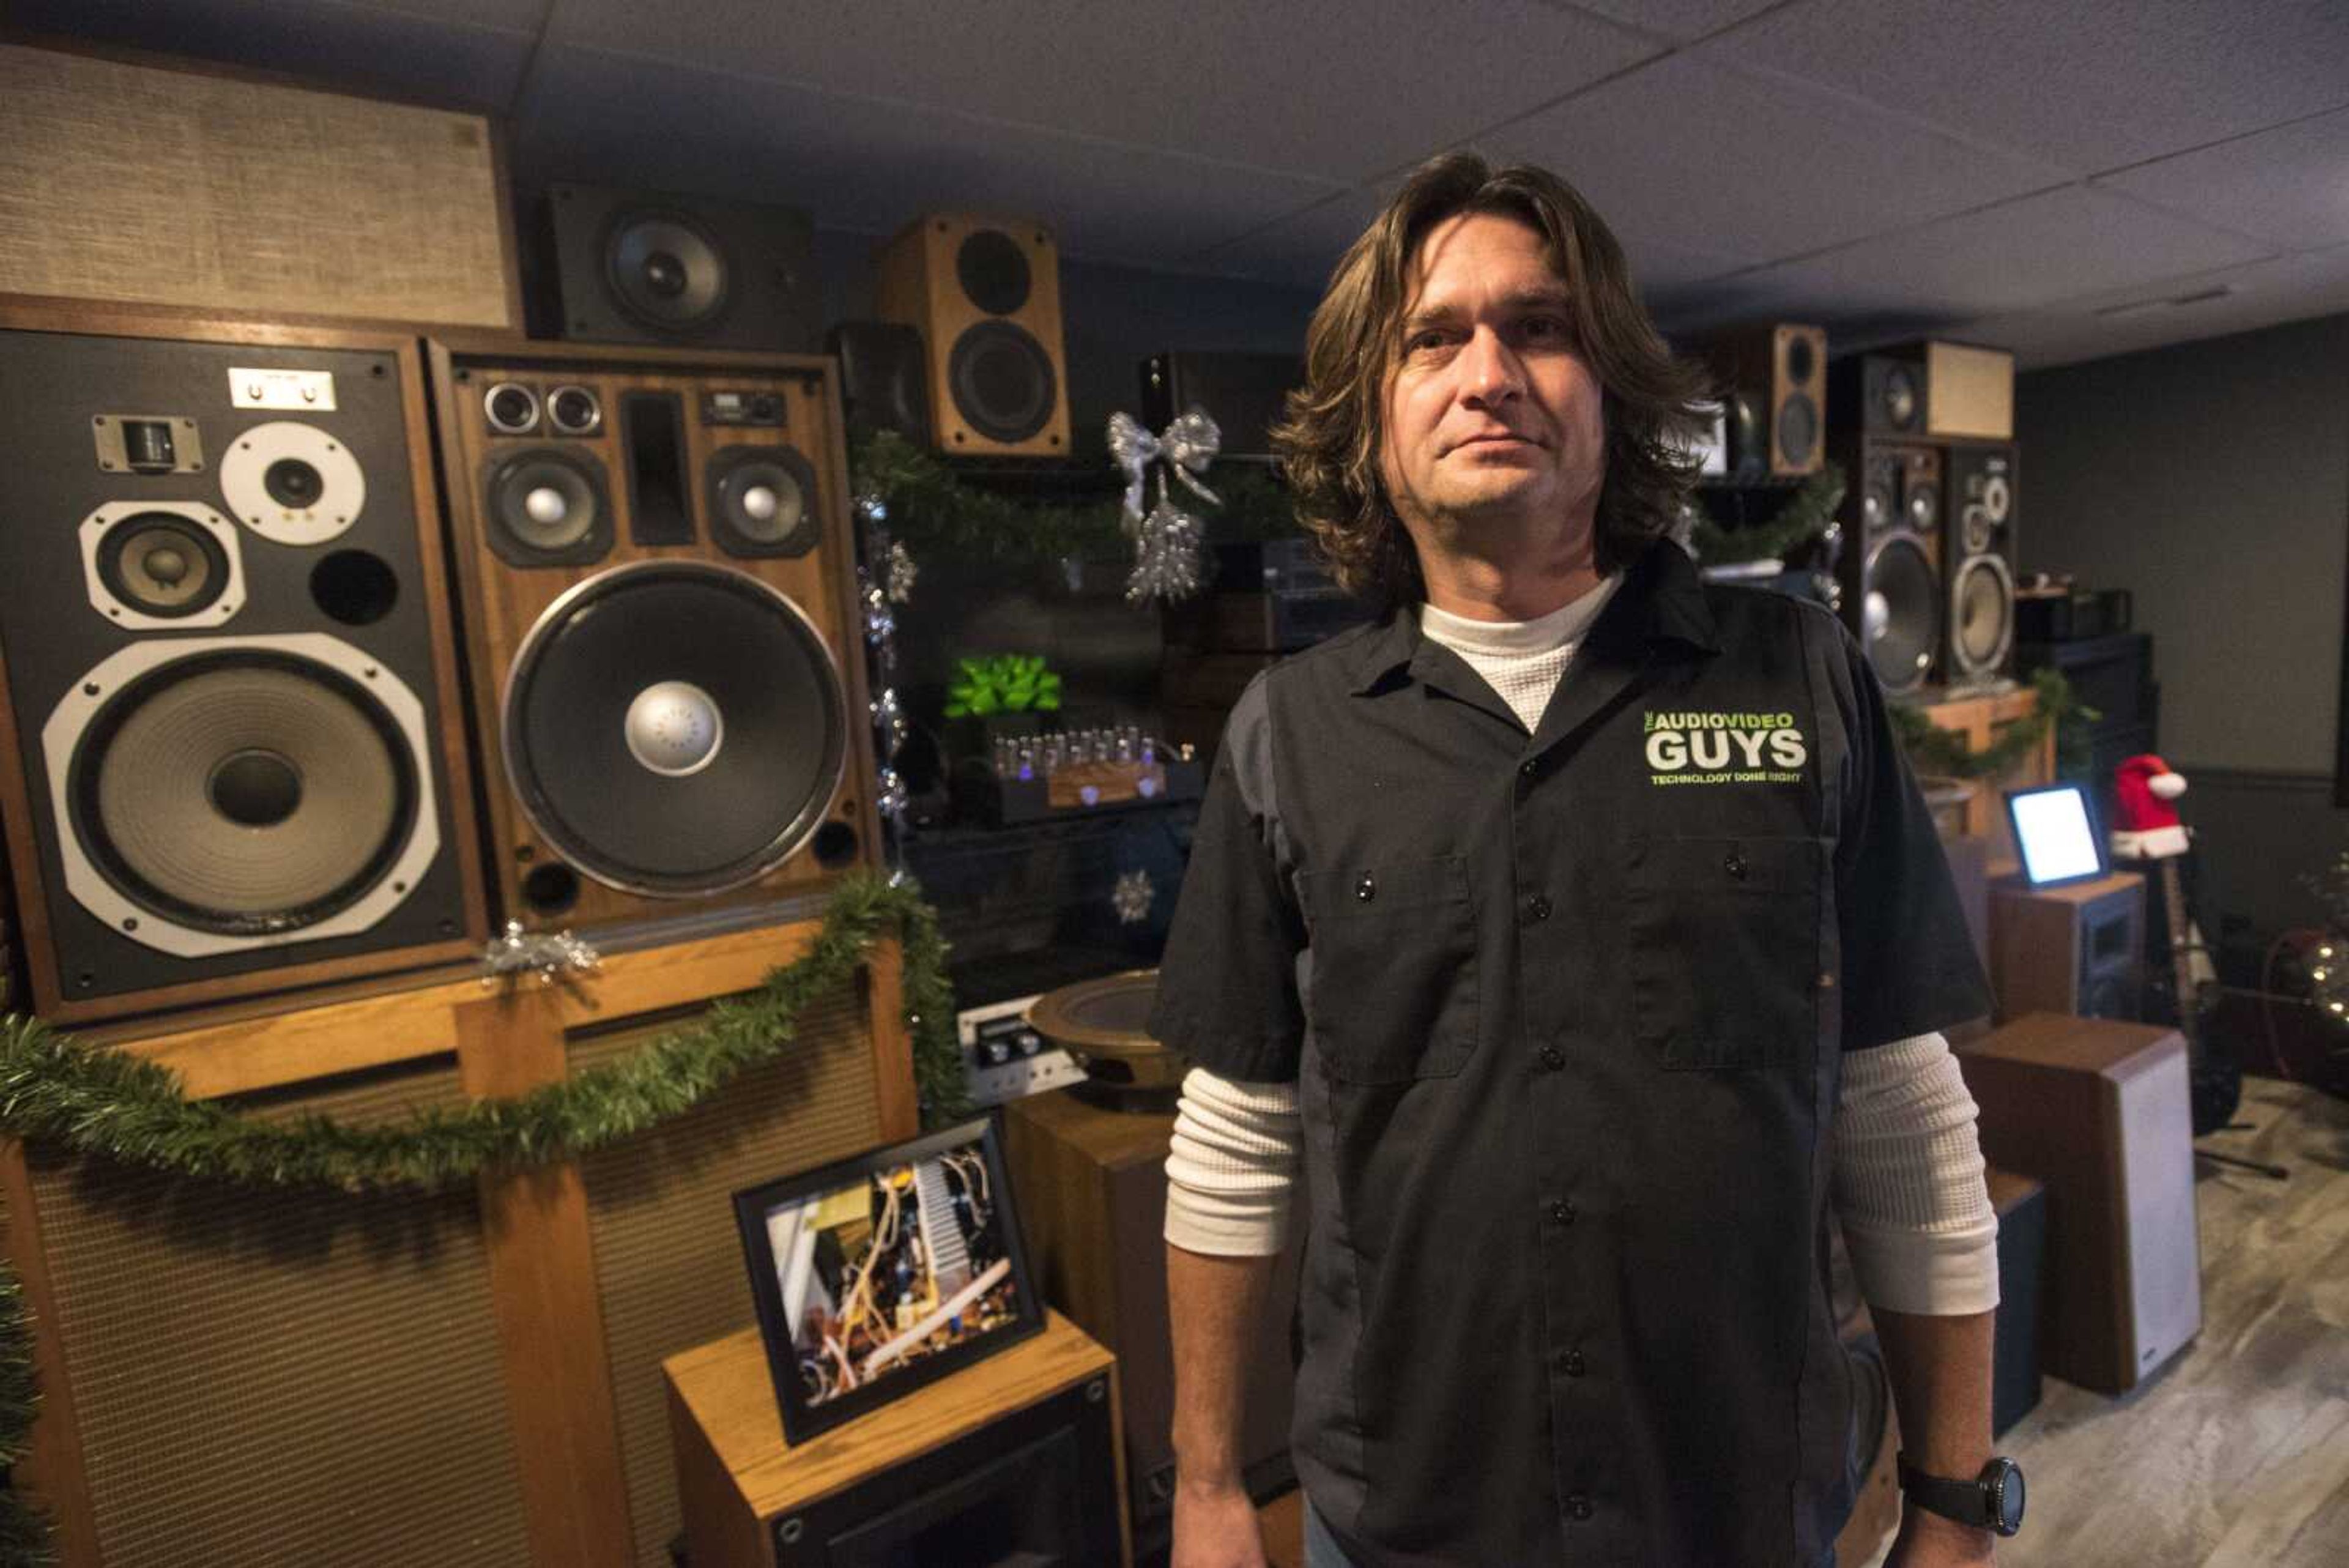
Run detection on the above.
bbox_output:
[1642,710,1808,787]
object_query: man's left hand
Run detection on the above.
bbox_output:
[1884,1508,1996,1567]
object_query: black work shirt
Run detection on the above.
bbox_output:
[1149,540,1991,1567]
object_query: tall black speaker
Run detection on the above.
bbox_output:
[1836,440,1942,693]
[0,309,487,1024]
[536,183,820,352]
[1943,443,2019,687]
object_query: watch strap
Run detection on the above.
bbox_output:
[1896,1452,1994,1531]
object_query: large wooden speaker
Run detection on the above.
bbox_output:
[427,339,878,934]
[1942,443,2019,687]
[0,42,518,330]
[0,309,488,1024]
[875,215,1070,458]
[2,920,915,1567]
[1003,1090,1301,1553]
[1955,1014,2201,1395]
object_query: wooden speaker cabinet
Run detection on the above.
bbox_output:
[0,41,518,330]
[875,215,1070,458]
[1954,1014,2200,1395]
[666,1310,1126,1568]
[1003,1090,1302,1550]
[1,916,917,1567]
[0,307,489,1025]
[1989,870,2144,1023]
[426,338,880,935]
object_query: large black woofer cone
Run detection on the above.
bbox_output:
[66,652,417,933]
[604,210,730,333]
[485,448,612,566]
[501,561,848,897]
[707,444,821,558]
[947,320,1056,444]
[1863,535,1939,693]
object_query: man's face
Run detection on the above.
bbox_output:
[1375,211,1606,540]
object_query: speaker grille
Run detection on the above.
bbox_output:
[573,981,884,1566]
[24,1062,528,1567]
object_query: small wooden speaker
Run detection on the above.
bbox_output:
[1956,1014,2201,1395]
[1989,870,2144,1023]
[0,42,518,330]
[1701,322,1826,477]
[875,215,1070,458]
[426,338,879,934]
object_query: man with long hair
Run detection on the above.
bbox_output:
[1151,154,2019,1567]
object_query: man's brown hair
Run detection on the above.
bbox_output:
[1272,152,1711,610]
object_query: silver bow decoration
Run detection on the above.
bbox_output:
[1108,409,1222,603]
[479,920,601,986]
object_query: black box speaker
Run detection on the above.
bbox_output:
[1989,1169,2047,1436]
[1139,350,1307,462]
[536,183,819,352]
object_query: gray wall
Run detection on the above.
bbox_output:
[2015,313,2349,939]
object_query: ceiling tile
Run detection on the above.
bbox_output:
[1539,0,1786,43]
[1935,243,2349,369]
[10,0,538,110]
[511,48,1344,268]
[1481,51,2066,266]
[2093,106,2349,251]
[543,0,1661,184]
[1716,0,2349,173]
[1651,184,2276,342]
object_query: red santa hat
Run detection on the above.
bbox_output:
[2110,754,2189,858]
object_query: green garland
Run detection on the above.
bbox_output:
[851,429,1299,564]
[1890,667,2099,781]
[0,872,969,1561]
[1687,463,1847,567]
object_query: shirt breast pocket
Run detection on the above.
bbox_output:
[1627,835,1824,1071]
[1301,855,1479,1086]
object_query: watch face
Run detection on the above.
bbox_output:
[1993,1459,2026,1533]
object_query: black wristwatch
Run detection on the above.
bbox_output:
[1896,1452,2025,1537]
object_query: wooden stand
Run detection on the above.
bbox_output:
[1909,684,2054,857]
[2,912,916,1568]
[666,1310,1127,1568]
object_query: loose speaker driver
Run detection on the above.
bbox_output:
[1862,535,1939,693]
[501,560,847,897]
[604,209,730,333]
[948,319,1057,445]
[1027,969,1189,1102]
[41,634,441,957]
[1948,554,2016,680]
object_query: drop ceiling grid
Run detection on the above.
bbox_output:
[535,0,1666,185]
[2091,105,2349,253]
[1720,0,2349,173]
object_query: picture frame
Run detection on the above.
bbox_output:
[733,1115,1044,1444]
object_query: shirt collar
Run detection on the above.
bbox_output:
[1346,537,1720,697]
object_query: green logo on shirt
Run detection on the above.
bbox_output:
[1642,710,1808,786]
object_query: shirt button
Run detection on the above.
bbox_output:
[1549,1198,1576,1225]
[1526,893,1552,921]
[1567,1494,1594,1522]
[1563,1348,1587,1377]
[1356,872,1376,902]
[1724,852,1748,880]
[1519,759,1538,779]
[1540,1046,1565,1071]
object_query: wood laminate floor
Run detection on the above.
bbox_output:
[1869,1076,2349,1568]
